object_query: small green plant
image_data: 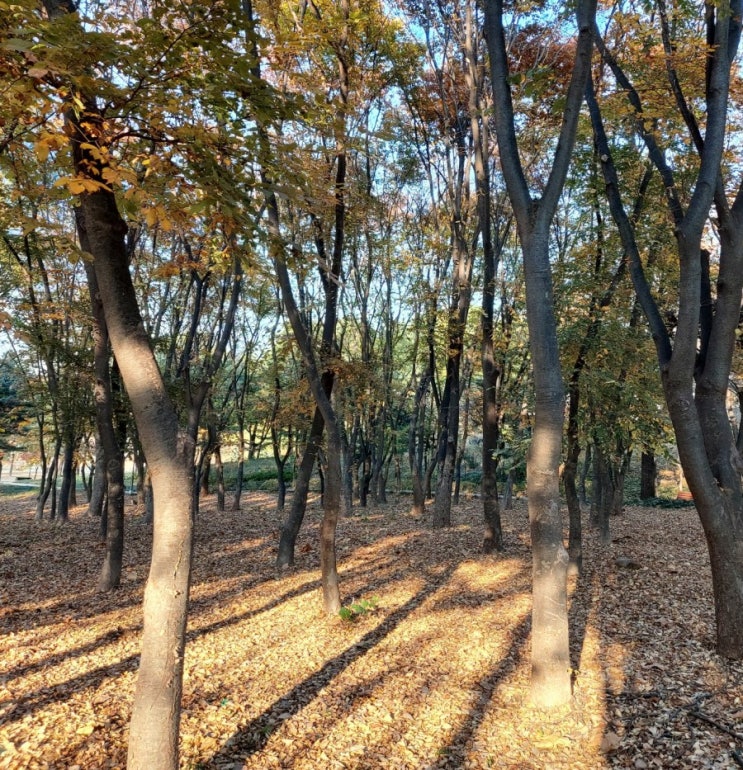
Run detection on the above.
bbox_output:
[338,596,379,622]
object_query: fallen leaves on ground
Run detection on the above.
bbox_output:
[0,492,741,769]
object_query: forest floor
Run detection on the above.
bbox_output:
[0,491,742,770]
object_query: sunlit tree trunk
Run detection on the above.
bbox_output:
[484,0,597,706]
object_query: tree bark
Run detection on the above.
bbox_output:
[640,451,656,500]
[36,1,197,747]
[484,0,597,706]
[277,404,325,566]
[589,9,743,656]
[56,433,74,523]
[87,440,105,519]
[80,227,126,592]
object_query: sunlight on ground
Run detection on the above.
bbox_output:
[2,495,738,769]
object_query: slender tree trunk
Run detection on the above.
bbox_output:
[214,445,225,512]
[232,428,245,511]
[56,435,74,523]
[580,443,592,506]
[81,241,126,592]
[35,436,61,523]
[277,405,324,567]
[44,41,197,759]
[640,451,656,500]
[408,369,431,517]
[87,439,105,518]
[80,196,194,770]
[563,437,583,573]
[484,0,596,706]
[68,462,78,508]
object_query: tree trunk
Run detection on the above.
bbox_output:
[640,451,656,500]
[591,445,611,544]
[277,405,324,567]
[81,242,126,592]
[214,445,225,512]
[579,443,591,505]
[589,18,743,660]
[320,429,342,614]
[87,440,105,518]
[68,462,78,508]
[611,450,631,516]
[523,228,571,707]
[408,369,431,517]
[52,69,196,764]
[484,0,596,706]
[231,430,245,511]
[563,438,583,573]
[56,436,74,523]
[35,436,61,523]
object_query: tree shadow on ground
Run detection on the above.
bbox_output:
[397,612,532,769]
[207,562,460,766]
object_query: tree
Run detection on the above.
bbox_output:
[80,232,125,591]
[588,0,743,658]
[483,0,598,706]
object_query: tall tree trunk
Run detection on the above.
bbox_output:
[38,9,197,750]
[35,435,61,523]
[465,0,504,553]
[408,369,431,517]
[81,237,126,592]
[484,0,597,706]
[592,444,612,545]
[590,4,743,660]
[78,193,194,770]
[523,226,572,704]
[563,435,583,572]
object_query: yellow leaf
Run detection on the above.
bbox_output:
[68,179,88,195]
[34,142,50,163]
[75,723,95,737]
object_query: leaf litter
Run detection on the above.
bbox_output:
[0,492,741,769]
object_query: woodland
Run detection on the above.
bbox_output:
[1,0,743,768]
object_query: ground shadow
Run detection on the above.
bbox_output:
[207,562,458,766]
[419,612,531,768]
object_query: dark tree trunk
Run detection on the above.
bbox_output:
[68,462,77,508]
[87,440,105,518]
[80,237,126,592]
[592,445,612,545]
[277,405,324,567]
[35,436,61,523]
[56,436,74,523]
[590,14,743,660]
[640,451,656,500]
[408,369,431,518]
[563,438,583,572]
[214,445,225,512]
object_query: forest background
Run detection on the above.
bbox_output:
[1,0,743,768]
